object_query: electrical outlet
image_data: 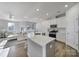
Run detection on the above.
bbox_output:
[50,44,52,48]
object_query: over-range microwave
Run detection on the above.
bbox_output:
[50,24,57,28]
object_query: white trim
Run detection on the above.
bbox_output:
[42,45,46,57]
[27,51,31,57]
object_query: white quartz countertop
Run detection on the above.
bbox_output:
[29,35,55,46]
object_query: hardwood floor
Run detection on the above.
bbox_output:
[55,40,78,57]
[5,40,79,57]
[8,42,28,57]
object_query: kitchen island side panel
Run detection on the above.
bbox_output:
[28,39,43,57]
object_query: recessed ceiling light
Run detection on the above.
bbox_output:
[65,4,68,7]
[46,13,48,16]
[36,9,39,11]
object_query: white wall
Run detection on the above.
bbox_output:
[0,19,20,34]
[0,19,36,33]
[0,19,8,32]
[36,20,50,33]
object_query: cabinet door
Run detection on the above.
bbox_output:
[66,15,78,50]
[57,31,66,43]
[66,17,76,49]
[56,17,65,28]
[66,4,79,52]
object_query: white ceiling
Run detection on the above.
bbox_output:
[0,2,77,23]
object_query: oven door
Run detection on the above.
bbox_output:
[49,33,56,38]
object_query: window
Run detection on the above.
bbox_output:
[8,22,15,32]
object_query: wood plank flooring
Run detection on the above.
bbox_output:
[8,42,28,57]
[55,40,78,57]
[4,40,79,57]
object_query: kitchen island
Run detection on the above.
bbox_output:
[27,35,55,57]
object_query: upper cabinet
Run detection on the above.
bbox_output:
[36,16,66,32]
[50,16,66,28]
[56,17,66,28]
[50,19,56,25]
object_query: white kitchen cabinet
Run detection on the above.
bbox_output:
[50,19,56,24]
[56,17,66,28]
[66,4,79,51]
[56,28,66,43]
[36,17,66,37]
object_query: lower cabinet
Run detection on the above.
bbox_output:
[56,29,66,43]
